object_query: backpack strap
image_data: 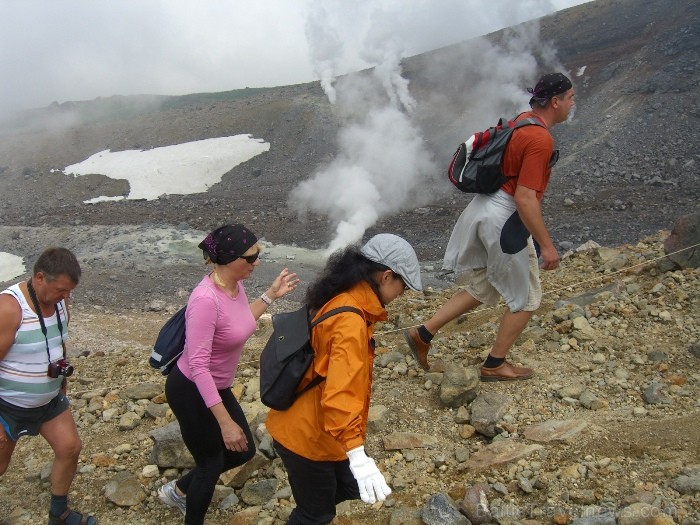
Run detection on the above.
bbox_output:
[310,305,364,327]
[514,117,545,129]
[296,306,365,398]
[512,111,547,129]
[298,373,327,396]
[512,115,558,167]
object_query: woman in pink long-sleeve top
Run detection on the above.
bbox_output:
[157,224,298,525]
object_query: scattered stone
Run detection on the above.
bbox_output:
[438,363,480,408]
[240,478,278,506]
[368,404,390,432]
[470,391,510,437]
[6,507,31,525]
[103,472,146,507]
[571,512,616,525]
[459,424,476,439]
[523,419,588,442]
[558,384,586,399]
[670,468,700,494]
[219,452,271,488]
[140,464,159,478]
[642,382,672,405]
[579,390,606,410]
[458,484,492,525]
[463,440,543,471]
[118,411,141,430]
[571,317,597,341]
[491,501,521,524]
[149,421,195,468]
[689,342,700,360]
[421,493,469,525]
[647,350,668,362]
[383,432,439,451]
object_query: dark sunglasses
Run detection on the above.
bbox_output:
[239,250,260,264]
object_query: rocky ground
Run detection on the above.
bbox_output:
[0,231,698,525]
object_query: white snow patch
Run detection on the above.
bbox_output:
[0,253,25,282]
[63,135,270,201]
[84,196,125,204]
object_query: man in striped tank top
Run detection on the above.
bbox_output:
[0,248,97,525]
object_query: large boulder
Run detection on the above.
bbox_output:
[664,213,700,268]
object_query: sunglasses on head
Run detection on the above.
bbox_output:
[239,250,260,264]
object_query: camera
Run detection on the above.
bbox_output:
[47,359,74,378]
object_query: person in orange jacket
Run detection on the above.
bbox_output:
[266,233,422,525]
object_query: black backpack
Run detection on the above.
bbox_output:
[149,306,186,375]
[260,305,363,411]
[149,284,219,376]
[448,116,555,194]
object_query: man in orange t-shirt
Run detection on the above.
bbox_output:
[404,73,575,381]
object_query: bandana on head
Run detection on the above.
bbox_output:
[528,73,572,106]
[198,224,258,265]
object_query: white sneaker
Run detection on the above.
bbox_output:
[158,480,186,515]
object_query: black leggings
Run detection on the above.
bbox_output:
[165,365,255,525]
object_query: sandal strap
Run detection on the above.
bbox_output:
[54,508,92,525]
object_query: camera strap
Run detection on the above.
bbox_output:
[26,278,65,362]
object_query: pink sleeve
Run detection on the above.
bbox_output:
[184,293,222,407]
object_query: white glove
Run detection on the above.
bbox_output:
[346,446,392,504]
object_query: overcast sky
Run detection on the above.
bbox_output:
[1,0,590,117]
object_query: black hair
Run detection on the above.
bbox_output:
[305,244,389,312]
[33,247,81,284]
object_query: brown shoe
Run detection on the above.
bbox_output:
[404,327,431,371]
[480,361,533,382]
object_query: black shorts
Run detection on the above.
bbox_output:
[0,393,70,441]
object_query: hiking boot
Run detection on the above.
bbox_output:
[404,327,431,371]
[158,480,186,516]
[479,361,533,382]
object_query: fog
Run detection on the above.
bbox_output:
[1,0,590,118]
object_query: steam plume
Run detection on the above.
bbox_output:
[295,3,569,255]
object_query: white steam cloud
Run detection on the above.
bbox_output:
[305,6,343,105]
[290,106,433,254]
[294,2,435,254]
[293,2,568,254]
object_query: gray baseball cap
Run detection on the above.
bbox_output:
[360,233,423,292]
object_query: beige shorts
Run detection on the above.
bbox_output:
[457,237,542,312]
